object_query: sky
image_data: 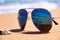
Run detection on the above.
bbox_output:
[0,0,60,14]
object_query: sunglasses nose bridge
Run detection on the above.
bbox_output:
[27,11,31,20]
[25,11,36,30]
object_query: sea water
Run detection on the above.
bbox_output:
[0,0,59,14]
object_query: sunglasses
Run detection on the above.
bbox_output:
[18,8,58,33]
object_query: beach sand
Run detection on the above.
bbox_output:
[0,9,60,40]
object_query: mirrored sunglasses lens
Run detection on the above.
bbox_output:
[32,8,52,32]
[18,9,28,31]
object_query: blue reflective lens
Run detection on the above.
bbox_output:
[18,9,28,27]
[18,9,27,18]
[32,8,52,32]
[32,8,52,25]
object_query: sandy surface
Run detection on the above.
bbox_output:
[0,9,60,40]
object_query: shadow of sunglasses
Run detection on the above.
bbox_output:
[18,8,58,33]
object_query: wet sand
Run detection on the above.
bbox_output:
[0,9,60,40]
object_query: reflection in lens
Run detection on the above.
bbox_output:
[32,8,52,33]
[18,9,28,31]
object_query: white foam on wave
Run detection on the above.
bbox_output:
[0,1,58,14]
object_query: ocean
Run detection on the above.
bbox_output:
[0,0,60,14]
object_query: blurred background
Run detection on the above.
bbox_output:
[0,0,60,14]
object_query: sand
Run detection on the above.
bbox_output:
[0,9,60,40]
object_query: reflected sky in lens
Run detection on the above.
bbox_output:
[32,8,52,25]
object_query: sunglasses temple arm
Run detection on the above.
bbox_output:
[52,19,58,25]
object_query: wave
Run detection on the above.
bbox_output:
[0,1,58,14]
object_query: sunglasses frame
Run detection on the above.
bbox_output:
[18,8,58,33]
